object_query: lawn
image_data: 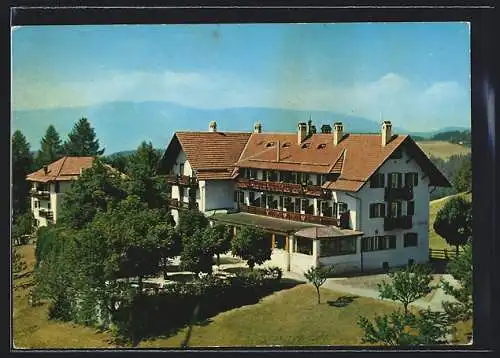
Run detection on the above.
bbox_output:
[428,192,472,251]
[416,141,470,160]
[138,284,399,347]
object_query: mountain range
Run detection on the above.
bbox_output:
[12,101,470,155]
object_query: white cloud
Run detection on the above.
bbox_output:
[12,70,470,131]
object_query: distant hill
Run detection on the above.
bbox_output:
[12,100,470,154]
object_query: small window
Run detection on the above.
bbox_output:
[405,172,419,187]
[404,233,418,247]
[55,182,60,193]
[390,201,403,218]
[370,173,385,188]
[407,201,415,216]
[294,198,301,213]
[369,203,386,218]
[47,202,51,210]
[282,142,291,148]
[274,235,286,250]
[336,202,348,216]
[179,187,185,199]
[301,143,311,149]
[266,142,275,147]
[388,172,403,188]
[179,163,185,176]
[250,169,257,179]
[317,143,326,149]
[34,200,39,209]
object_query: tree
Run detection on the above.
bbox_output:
[58,158,127,229]
[36,125,63,168]
[231,226,272,270]
[433,196,472,255]
[177,209,209,239]
[126,141,169,209]
[453,158,472,193]
[377,263,433,316]
[12,212,35,245]
[63,117,104,156]
[358,309,452,346]
[12,130,34,217]
[304,265,334,304]
[180,229,215,275]
[204,224,233,266]
[441,241,473,324]
[12,248,27,276]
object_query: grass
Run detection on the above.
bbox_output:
[138,284,399,347]
[416,141,470,160]
[428,192,472,251]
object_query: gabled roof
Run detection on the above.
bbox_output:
[160,131,252,180]
[26,156,95,183]
[235,132,451,192]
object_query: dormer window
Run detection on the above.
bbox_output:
[317,143,327,149]
[266,141,275,147]
[282,142,291,148]
[301,143,311,149]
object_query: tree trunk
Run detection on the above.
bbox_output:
[456,244,459,256]
[403,303,409,316]
[316,286,321,304]
[217,253,220,266]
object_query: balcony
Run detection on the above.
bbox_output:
[167,198,199,210]
[236,178,330,199]
[30,188,50,200]
[38,208,54,220]
[165,174,198,187]
[384,216,413,231]
[385,186,414,202]
[239,204,340,227]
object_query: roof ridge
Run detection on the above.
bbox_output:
[56,156,67,177]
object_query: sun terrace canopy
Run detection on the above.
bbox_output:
[294,226,363,240]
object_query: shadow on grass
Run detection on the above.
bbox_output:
[327,295,359,308]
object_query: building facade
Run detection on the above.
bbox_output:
[159,120,450,274]
[26,156,96,227]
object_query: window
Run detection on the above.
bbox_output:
[295,237,313,255]
[404,233,418,247]
[362,235,397,252]
[270,196,278,209]
[320,201,333,217]
[47,202,51,210]
[281,171,292,183]
[250,169,257,179]
[405,172,418,187]
[233,191,238,202]
[320,237,357,257]
[284,197,293,211]
[239,191,245,204]
[269,170,278,182]
[388,172,403,188]
[249,191,256,205]
[291,172,298,184]
[294,198,301,213]
[390,201,403,218]
[407,201,415,216]
[244,168,250,179]
[34,200,39,208]
[336,202,348,216]
[55,182,60,193]
[179,163,185,176]
[179,187,185,199]
[274,235,286,250]
[279,196,284,209]
[370,173,385,188]
[369,203,386,218]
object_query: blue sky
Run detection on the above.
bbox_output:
[12,23,471,132]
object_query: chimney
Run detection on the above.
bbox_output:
[333,122,344,146]
[307,118,313,136]
[297,122,307,144]
[43,165,48,175]
[276,140,280,162]
[208,121,217,132]
[310,125,317,134]
[381,120,393,146]
[320,124,332,134]
[254,121,262,133]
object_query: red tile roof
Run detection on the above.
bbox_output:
[26,156,95,183]
[174,132,252,180]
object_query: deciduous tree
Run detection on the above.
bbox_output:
[180,229,215,275]
[433,196,472,255]
[177,209,209,239]
[231,226,272,270]
[304,265,334,304]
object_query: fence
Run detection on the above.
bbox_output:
[428,248,463,260]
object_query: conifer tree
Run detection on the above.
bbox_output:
[36,125,63,168]
[63,118,104,156]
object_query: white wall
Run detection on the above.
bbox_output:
[290,253,315,274]
[353,148,431,265]
[173,151,193,176]
[204,180,235,212]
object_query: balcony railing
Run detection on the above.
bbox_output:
[167,198,199,210]
[30,188,50,200]
[239,204,340,227]
[165,174,198,187]
[38,208,54,220]
[384,216,413,231]
[236,178,330,198]
[384,186,414,202]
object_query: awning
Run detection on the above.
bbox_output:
[295,226,363,240]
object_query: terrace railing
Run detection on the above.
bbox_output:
[165,174,198,187]
[236,178,330,199]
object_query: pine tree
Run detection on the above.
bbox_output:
[63,118,105,156]
[36,125,63,168]
[12,130,34,217]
